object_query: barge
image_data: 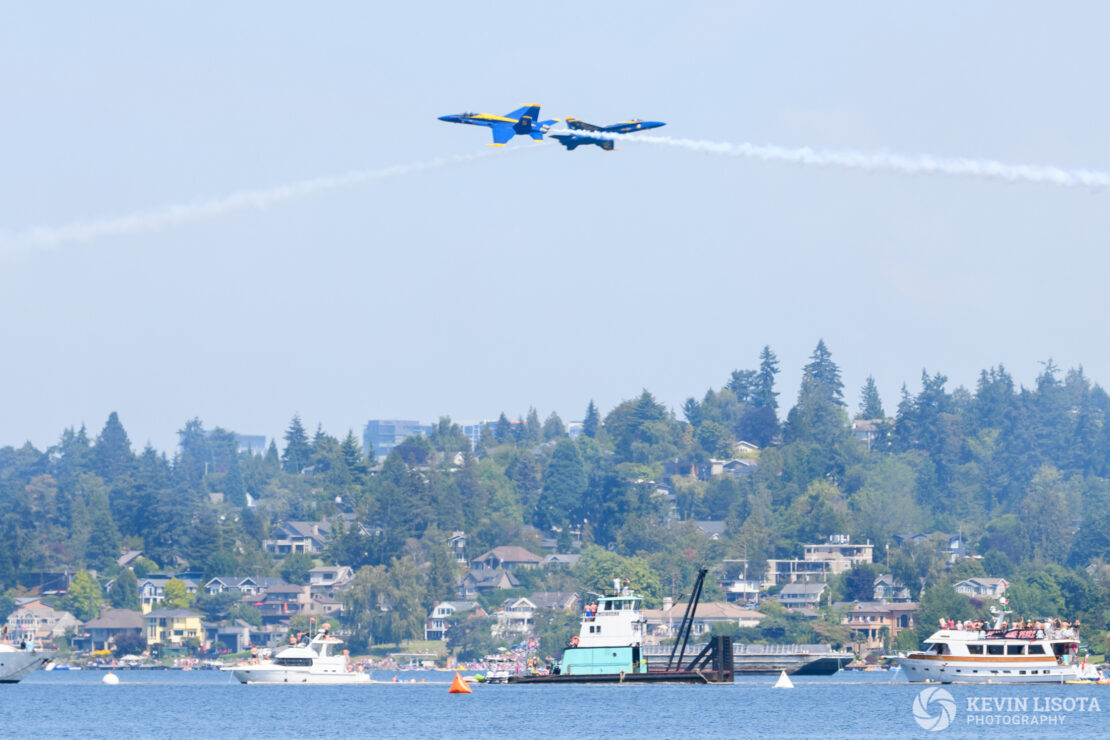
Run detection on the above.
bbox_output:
[509,568,733,684]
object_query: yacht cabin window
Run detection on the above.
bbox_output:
[1007,645,1025,655]
[1028,644,1046,655]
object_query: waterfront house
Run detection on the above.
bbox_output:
[256,584,309,625]
[471,546,543,570]
[873,574,912,602]
[717,560,763,604]
[494,597,537,637]
[203,619,253,653]
[802,535,874,575]
[839,601,919,651]
[458,568,519,598]
[308,565,354,594]
[116,549,143,569]
[138,576,199,614]
[694,521,727,540]
[448,531,468,564]
[204,576,262,596]
[528,592,579,612]
[424,600,484,641]
[75,608,143,652]
[778,582,828,609]
[541,553,580,568]
[706,458,757,478]
[954,577,1008,599]
[5,600,80,644]
[263,521,332,555]
[144,608,204,648]
[642,600,763,642]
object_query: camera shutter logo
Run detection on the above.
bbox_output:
[913,686,957,732]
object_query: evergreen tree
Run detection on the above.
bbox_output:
[282,415,312,474]
[508,453,541,522]
[494,413,512,444]
[224,451,246,506]
[52,426,92,491]
[542,412,567,440]
[535,438,587,529]
[280,552,315,585]
[84,477,121,571]
[177,418,212,487]
[476,423,497,455]
[727,369,756,403]
[525,408,543,445]
[783,340,847,446]
[682,398,703,427]
[110,568,140,610]
[582,401,600,438]
[340,431,370,486]
[206,427,239,474]
[93,412,134,482]
[858,375,885,419]
[753,345,780,411]
[264,440,281,472]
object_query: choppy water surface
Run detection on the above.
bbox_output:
[6,670,1106,739]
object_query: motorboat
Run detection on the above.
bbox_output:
[225,631,370,684]
[895,609,1083,684]
[0,640,53,683]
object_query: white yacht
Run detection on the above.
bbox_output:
[226,631,370,684]
[896,610,1082,684]
[0,640,53,683]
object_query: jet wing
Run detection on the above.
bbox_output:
[490,124,515,146]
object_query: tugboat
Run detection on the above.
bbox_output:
[509,568,733,684]
[895,607,1084,684]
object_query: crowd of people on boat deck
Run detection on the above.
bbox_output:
[937,616,1080,636]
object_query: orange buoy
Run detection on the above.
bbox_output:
[449,671,472,694]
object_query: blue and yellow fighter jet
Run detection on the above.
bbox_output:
[549,117,666,151]
[438,105,558,146]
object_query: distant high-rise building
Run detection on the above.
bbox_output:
[203,428,266,455]
[362,420,432,458]
[236,435,267,454]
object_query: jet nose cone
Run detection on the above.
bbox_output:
[438,115,455,122]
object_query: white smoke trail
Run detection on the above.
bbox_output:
[0,150,505,259]
[592,131,1110,189]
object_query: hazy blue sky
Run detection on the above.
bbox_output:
[3,3,1109,454]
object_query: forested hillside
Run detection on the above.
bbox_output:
[2,340,1109,651]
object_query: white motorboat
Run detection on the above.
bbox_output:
[225,631,370,684]
[0,641,53,683]
[895,609,1083,684]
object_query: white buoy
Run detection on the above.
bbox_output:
[773,670,794,689]
[102,672,119,685]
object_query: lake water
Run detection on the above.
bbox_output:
[6,669,1106,739]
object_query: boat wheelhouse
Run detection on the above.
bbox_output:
[560,581,648,676]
